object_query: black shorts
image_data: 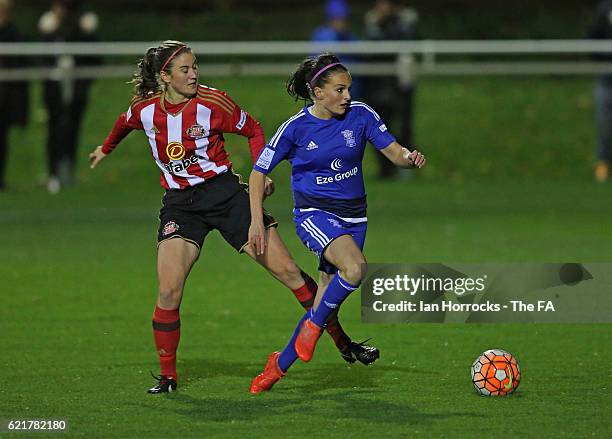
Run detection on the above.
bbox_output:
[157,172,277,253]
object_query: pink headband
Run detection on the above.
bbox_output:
[309,62,343,87]
[160,45,187,73]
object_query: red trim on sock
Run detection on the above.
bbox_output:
[153,305,179,323]
[292,283,314,302]
[292,271,318,302]
[301,271,318,295]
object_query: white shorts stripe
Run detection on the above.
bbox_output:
[297,208,367,223]
[300,222,326,248]
[303,218,331,245]
[304,218,331,242]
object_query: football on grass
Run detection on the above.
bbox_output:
[471,349,521,396]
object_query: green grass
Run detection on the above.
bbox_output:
[0,76,611,437]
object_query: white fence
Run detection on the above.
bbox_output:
[1,39,611,84]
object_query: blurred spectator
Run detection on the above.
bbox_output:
[38,0,99,193]
[0,0,29,191]
[589,0,612,182]
[311,0,362,98]
[363,0,419,179]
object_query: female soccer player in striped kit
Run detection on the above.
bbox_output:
[248,53,426,393]
[88,41,379,394]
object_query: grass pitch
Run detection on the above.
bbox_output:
[0,77,611,438]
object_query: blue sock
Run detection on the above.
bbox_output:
[277,312,309,373]
[311,274,359,328]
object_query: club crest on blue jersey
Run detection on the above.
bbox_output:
[186,124,207,139]
[341,129,356,148]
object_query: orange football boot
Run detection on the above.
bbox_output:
[295,319,322,362]
[250,352,284,394]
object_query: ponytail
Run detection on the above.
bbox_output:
[130,40,191,98]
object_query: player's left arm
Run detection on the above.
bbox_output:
[362,103,426,169]
[380,141,427,169]
[222,94,275,195]
[217,91,266,162]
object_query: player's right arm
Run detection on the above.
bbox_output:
[89,103,143,169]
[248,121,296,254]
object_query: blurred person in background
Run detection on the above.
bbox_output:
[363,0,419,179]
[88,41,379,394]
[311,0,362,98]
[0,0,29,191]
[589,0,612,182]
[38,0,99,193]
[248,53,426,394]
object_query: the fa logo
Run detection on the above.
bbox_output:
[341,130,356,148]
[255,147,275,170]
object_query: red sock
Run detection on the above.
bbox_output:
[325,317,351,351]
[152,305,180,380]
[291,270,317,309]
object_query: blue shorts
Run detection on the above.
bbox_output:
[294,210,367,274]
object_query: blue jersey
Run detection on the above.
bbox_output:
[254,101,395,219]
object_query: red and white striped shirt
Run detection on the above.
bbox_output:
[101,84,265,190]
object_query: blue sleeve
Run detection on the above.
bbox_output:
[361,104,396,150]
[253,125,294,174]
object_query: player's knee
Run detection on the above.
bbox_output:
[342,259,367,286]
[273,258,302,283]
[158,286,183,307]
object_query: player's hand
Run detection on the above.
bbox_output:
[405,149,426,168]
[249,221,267,255]
[89,145,107,169]
[264,177,275,198]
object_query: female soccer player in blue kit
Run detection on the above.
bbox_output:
[248,53,426,393]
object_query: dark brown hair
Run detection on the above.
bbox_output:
[286,52,348,101]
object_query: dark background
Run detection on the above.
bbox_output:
[10,0,602,41]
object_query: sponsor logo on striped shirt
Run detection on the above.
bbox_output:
[166,142,186,161]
